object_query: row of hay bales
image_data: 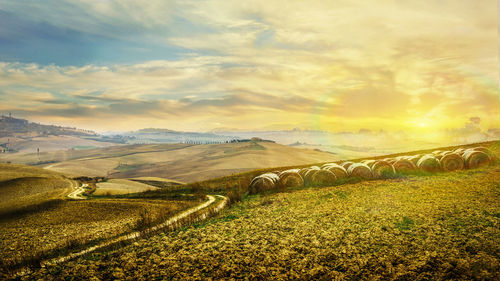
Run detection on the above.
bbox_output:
[249,146,494,193]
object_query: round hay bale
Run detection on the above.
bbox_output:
[440,153,464,172]
[298,168,310,178]
[436,151,453,160]
[361,159,376,168]
[321,162,337,169]
[310,169,337,186]
[347,163,373,179]
[371,160,395,178]
[303,166,321,184]
[435,154,444,160]
[408,155,421,166]
[278,168,300,175]
[472,146,495,160]
[322,163,348,180]
[278,169,304,188]
[341,161,354,170]
[392,158,417,173]
[432,150,443,155]
[417,155,441,172]
[249,173,279,193]
[383,158,396,164]
[463,150,490,169]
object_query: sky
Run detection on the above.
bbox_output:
[0,0,499,142]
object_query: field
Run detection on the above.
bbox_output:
[0,198,198,270]
[2,141,499,280]
[24,163,500,280]
[0,164,201,274]
[0,164,77,215]
[94,179,159,195]
[0,135,117,154]
[0,141,339,182]
[13,141,499,280]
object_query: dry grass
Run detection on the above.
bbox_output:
[22,163,500,280]
[0,198,198,272]
[0,164,76,215]
[94,179,159,196]
[1,141,339,182]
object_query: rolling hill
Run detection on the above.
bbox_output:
[0,164,77,216]
[18,141,500,280]
[0,141,340,183]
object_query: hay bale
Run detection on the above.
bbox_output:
[440,153,464,172]
[361,160,376,168]
[341,161,354,170]
[347,163,373,179]
[463,150,490,169]
[298,168,310,178]
[392,159,417,173]
[383,158,396,164]
[303,166,321,184]
[321,163,337,169]
[408,155,421,166]
[472,146,495,160]
[249,173,279,193]
[417,155,441,172]
[432,150,443,155]
[310,169,337,186]
[278,169,304,188]
[322,163,348,180]
[279,168,300,175]
[371,160,395,178]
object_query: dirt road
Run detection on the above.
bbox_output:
[66,184,87,199]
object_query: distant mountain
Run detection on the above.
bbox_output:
[0,115,96,138]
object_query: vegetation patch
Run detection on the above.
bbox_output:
[395,216,414,231]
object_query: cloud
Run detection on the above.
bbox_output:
[0,0,498,135]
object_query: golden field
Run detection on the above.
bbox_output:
[0,141,339,182]
[16,141,500,280]
[0,164,77,215]
[0,164,201,274]
[94,179,159,196]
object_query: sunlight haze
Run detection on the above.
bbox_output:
[0,0,499,145]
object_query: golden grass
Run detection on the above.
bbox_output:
[0,198,198,272]
[23,163,500,280]
[94,179,159,196]
[0,164,76,215]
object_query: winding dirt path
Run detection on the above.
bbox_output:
[66,183,87,199]
[42,194,228,266]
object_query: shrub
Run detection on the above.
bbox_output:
[226,190,242,206]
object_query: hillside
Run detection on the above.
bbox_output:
[0,163,201,272]
[0,115,96,138]
[0,164,77,216]
[0,141,339,183]
[22,142,500,280]
[0,115,120,153]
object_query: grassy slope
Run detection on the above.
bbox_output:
[94,179,160,195]
[0,164,77,215]
[0,163,201,272]
[165,140,500,194]
[0,198,198,271]
[28,159,500,280]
